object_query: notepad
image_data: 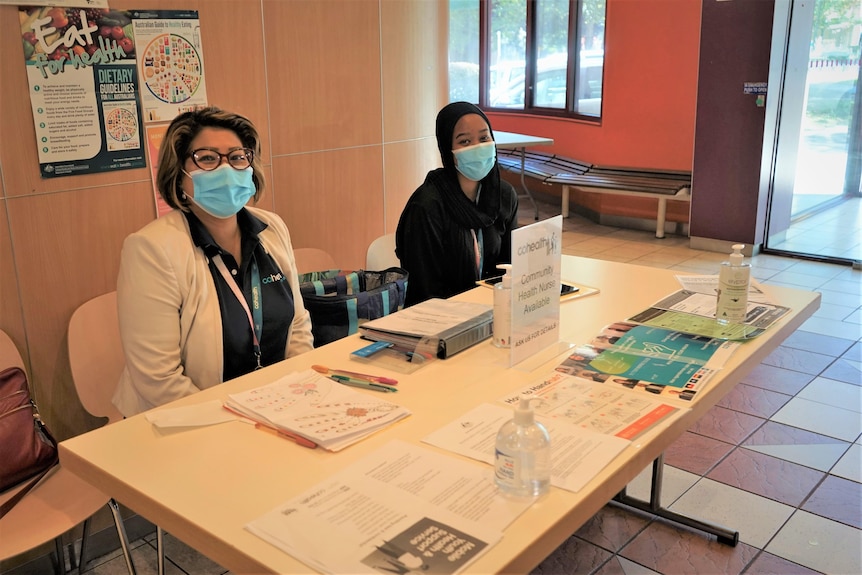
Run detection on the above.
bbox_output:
[223,370,411,451]
[357,299,493,359]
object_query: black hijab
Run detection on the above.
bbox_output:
[430,102,503,229]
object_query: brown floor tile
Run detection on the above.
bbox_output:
[705,447,826,506]
[531,536,612,575]
[717,383,792,419]
[820,358,862,387]
[744,550,825,575]
[591,556,629,575]
[739,364,815,395]
[761,346,835,376]
[781,331,856,358]
[619,518,759,575]
[743,421,851,453]
[687,405,765,445]
[574,504,652,553]
[664,431,734,475]
[801,475,862,529]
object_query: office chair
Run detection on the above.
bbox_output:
[0,328,136,575]
[366,233,399,270]
[67,292,164,575]
[293,247,337,274]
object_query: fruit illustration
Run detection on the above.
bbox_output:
[19,7,136,61]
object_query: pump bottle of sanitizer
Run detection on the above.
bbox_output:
[494,396,551,497]
[493,264,513,348]
[716,243,751,324]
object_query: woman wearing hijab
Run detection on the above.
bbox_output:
[395,102,519,306]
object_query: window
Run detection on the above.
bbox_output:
[449,0,606,119]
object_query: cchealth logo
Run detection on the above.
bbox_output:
[261,272,285,284]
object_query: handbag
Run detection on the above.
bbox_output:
[0,366,59,518]
[299,267,409,347]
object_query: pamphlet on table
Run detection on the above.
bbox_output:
[629,289,790,340]
[247,440,524,575]
[423,371,681,493]
[555,322,739,402]
[223,370,410,451]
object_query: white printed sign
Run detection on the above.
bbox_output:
[508,215,563,366]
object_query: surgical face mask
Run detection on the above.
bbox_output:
[184,164,255,218]
[453,141,496,181]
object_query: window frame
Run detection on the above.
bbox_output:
[476,0,605,121]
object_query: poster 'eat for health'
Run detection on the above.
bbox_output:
[19,6,146,178]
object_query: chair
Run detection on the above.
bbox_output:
[0,328,136,575]
[293,248,337,274]
[366,233,399,270]
[67,292,167,575]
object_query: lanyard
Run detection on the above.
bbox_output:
[471,228,484,278]
[213,254,263,370]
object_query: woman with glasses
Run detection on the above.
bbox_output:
[113,106,313,417]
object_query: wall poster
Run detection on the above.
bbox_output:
[20,6,146,178]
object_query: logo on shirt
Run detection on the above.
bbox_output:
[262,272,286,284]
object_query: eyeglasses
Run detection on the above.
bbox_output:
[189,147,254,171]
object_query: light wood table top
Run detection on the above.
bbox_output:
[59,256,820,574]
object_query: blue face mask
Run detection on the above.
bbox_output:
[186,164,255,218]
[453,141,496,181]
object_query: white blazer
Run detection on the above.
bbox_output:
[112,207,314,416]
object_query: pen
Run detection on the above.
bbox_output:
[223,404,318,449]
[311,364,398,385]
[254,422,318,449]
[329,374,398,393]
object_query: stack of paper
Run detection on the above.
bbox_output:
[224,370,410,451]
[247,440,509,575]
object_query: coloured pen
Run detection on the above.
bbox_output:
[311,364,398,385]
[254,422,318,449]
[329,374,398,393]
[223,404,317,449]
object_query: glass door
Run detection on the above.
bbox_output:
[764,0,861,265]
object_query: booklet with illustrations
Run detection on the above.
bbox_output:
[554,322,740,402]
[223,370,411,451]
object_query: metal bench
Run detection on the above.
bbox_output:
[496,149,691,238]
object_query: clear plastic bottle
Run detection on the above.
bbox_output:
[494,396,551,497]
[493,264,513,348]
[716,243,751,324]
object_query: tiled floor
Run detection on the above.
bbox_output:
[7,198,861,575]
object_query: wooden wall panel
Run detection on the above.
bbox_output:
[383,138,440,233]
[271,146,384,271]
[0,198,29,376]
[7,182,155,438]
[264,0,383,154]
[381,0,445,142]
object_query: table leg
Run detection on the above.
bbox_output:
[612,454,740,546]
[516,147,539,220]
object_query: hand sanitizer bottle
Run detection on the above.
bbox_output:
[493,264,513,348]
[716,243,751,324]
[494,396,551,497]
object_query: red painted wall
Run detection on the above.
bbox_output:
[486,0,702,172]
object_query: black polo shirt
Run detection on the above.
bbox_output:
[185,209,295,381]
